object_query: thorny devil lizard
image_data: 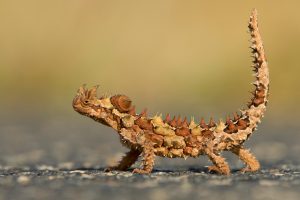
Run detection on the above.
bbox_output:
[72,9,269,175]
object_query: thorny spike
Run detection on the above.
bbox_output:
[169,116,177,127]
[128,106,136,115]
[208,117,216,127]
[78,84,86,95]
[247,101,253,108]
[164,113,171,123]
[190,117,195,124]
[252,81,259,86]
[237,118,248,129]
[84,88,90,97]
[182,117,188,128]
[158,113,163,119]
[227,122,236,132]
[189,117,196,128]
[225,115,237,133]
[233,112,239,121]
[226,116,231,124]
[200,118,208,129]
[139,109,147,118]
[80,84,87,93]
[256,89,265,98]
[228,119,233,126]
[177,116,182,127]
[103,92,110,98]
[88,85,99,99]
[239,109,246,116]
[218,119,224,125]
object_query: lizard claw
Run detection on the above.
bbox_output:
[104,167,117,172]
[207,165,231,175]
[207,165,222,174]
[240,167,259,173]
[132,168,150,174]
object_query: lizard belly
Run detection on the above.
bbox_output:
[154,146,203,158]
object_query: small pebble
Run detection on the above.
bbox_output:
[70,170,86,174]
[37,165,55,171]
[58,162,74,170]
[17,176,30,185]
[259,180,279,186]
[81,174,95,179]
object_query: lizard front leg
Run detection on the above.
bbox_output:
[231,146,260,173]
[205,149,230,175]
[132,141,155,174]
[105,148,141,172]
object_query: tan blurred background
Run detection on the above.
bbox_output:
[0,1,299,167]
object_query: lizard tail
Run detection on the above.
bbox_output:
[247,9,269,109]
[245,9,269,124]
[230,9,269,143]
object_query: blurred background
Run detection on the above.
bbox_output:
[0,0,299,168]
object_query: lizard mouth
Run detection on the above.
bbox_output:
[72,96,81,111]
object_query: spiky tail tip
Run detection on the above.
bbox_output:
[245,9,269,127]
[231,9,269,144]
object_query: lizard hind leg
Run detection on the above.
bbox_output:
[205,150,231,175]
[132,141,155,174]
[105,149,141,172]
[231,146,260,173]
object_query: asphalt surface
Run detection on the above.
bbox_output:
[0,117,300,200]
[0,164,300,200]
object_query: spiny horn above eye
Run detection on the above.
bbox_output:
[77,84,86,95]
[110,95,132,113]
[87,85,99,99]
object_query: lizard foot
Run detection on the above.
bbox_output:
[132,168,151,174]
[240,166,259,173]
[104,167,113,172]
[207,165,222,174]
[207,165,230,175]
[104,167,120,172]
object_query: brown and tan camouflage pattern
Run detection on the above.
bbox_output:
[72,9,268,175]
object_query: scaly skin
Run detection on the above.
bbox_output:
[72,9,268,175]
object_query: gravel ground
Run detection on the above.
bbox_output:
[0,164,300,200]
[0,117,299,200]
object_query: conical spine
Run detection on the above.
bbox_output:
[235,9,269,143]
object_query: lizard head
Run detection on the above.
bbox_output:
[72,85,134,129]
[72,84,100,116]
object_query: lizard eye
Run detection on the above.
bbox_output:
[83,100,89,105]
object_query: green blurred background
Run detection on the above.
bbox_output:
[0,1,299,167]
